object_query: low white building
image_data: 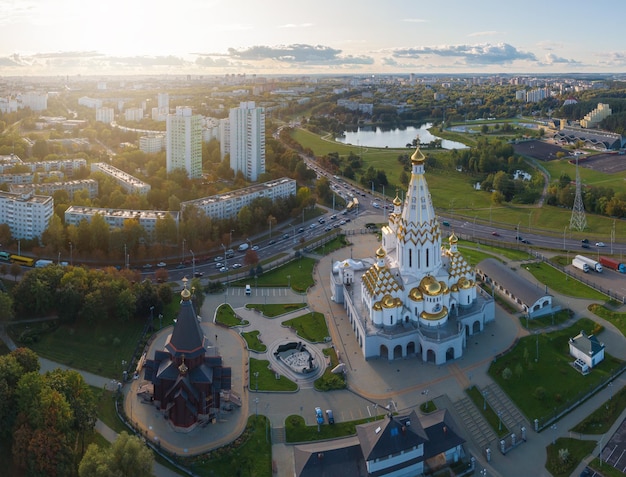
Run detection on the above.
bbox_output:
[569,330,605,370]
[91,162,151,195]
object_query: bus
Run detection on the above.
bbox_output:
[0,251,10,262]
[10,254,35,267]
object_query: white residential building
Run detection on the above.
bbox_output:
[64,206,179,239]
[96,107,115,123]
[166,106,202,179]
[10,179,99,199]
[20,92,48,111]
[181,177,296,220]
[124,107,144,122]
[581,103,612,128]
[91,162,151,195]
[228,101,265,181]
[0,190,54,240]
[78,96,103,109]
[0,156,87,176]
[139,135,165,153]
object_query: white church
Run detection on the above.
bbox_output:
[330,147,495,363]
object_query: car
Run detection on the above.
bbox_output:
[157,262,167,267]
[339,220,346,225]
[232,263,242,269]
[268,240,276,245]
[220,266,229,273]
[581,238,589,244]
[345,218,351,222]
[521,238,531,244]
[193,272,204,278]
[283,233,290,240]
[325,226,332,231]
[333,223,340,228]
[596,242,606,247]
[318,218,326,224]
[214,256,222,262]
[309,223,316,229]
[581,243,590,249]
[215,262,223,268]
[325,409,335,424]
[142,263,153,269]
[251,245,259,251]
[442,221,450,227]
[298,227,305,233]
[176,263,185,269]
[315,407,324,425]
[330,214,337,220]
[491,231,500,237]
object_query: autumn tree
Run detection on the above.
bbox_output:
[79,432,154,477]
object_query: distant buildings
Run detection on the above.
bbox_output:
[64,206,179,239]
[581,103,612,128]
[0,190,53,240]
[10,179,99,199]
[91,162,151,195]
[96,107,115,123]
[181,177,296,220]
[227,101,265,181]
[166,106,202,179]
[139,134,165,153]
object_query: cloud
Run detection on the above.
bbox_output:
[226,44,374,65]
[468,31,499,38]
[391,42,536,65]
[278,23,313,29]
[540,53,579,65]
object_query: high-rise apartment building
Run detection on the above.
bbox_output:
[166,106,202,179]
[228,101,265,181]
[0,190,53,240]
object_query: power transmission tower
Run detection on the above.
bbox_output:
[569,157,587,232]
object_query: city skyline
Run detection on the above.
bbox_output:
[1,0,626,77]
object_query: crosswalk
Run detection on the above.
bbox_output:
[225,287,301,298]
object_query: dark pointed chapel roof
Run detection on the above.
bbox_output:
[165,285,207,360]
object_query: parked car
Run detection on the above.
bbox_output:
[325,409,335,424]
[315,407,324,425]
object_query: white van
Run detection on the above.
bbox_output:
[245,284,251,295]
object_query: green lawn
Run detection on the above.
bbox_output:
[519,309,573,331]
[232,257,316,293]
[545,437,597,477]
[283,312,329,343]
[186,415,272,477]
[285,413,385,443]
[249,358,297,392]
[311,234,351,255]
[590,303,626,339]
[9,318,146,379]
[522,261,608,301]
[314,347,346,391]
[244,302,307,317]
[241,330,266,352]
[488,318,622,426]
[92,386,127,434]
[571,383,626,434]
[215,303,248,327]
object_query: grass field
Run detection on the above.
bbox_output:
[489,318,622,425]
[522,261,607,301]
[244,302,307,317]
[249,358,297,392]
[232,256,316,292]
[10,318,147,379]
[283,311,329,343]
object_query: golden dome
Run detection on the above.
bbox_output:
[458,277,473,289]
[393,194,402,206]
[411,146,425,164]
[381,294,401,308]
[409,287,423,301]
[375,246,386,258]
[181,287,192,301]
[420,306,448,321]
[449,232,458,244]
[373,301,383,311]
[419,275,442,296]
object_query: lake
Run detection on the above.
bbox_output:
[335,123,468,150]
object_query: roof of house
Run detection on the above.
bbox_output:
[569,330,605,356]
[293,437,365,477]
[476,258,550,308]
[357,410,428,461]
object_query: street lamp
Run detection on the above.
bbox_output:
[182,238,186,264]
[563,225,567,250]
[230,229,234,246]
[497,410,502,431]
[550,423,557,445]
[190,249,195,276]
[254,371,259,391]
[254,397,259,418]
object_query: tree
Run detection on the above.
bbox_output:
[0,291,14,323]
[79,432,154,477]
[9,262,21,282]
[244,249,259,267]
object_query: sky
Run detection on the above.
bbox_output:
[1,0,626,77]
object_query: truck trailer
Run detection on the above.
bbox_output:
[598,256,626,273]
[572,258,590,273]
[574,255,603,273]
